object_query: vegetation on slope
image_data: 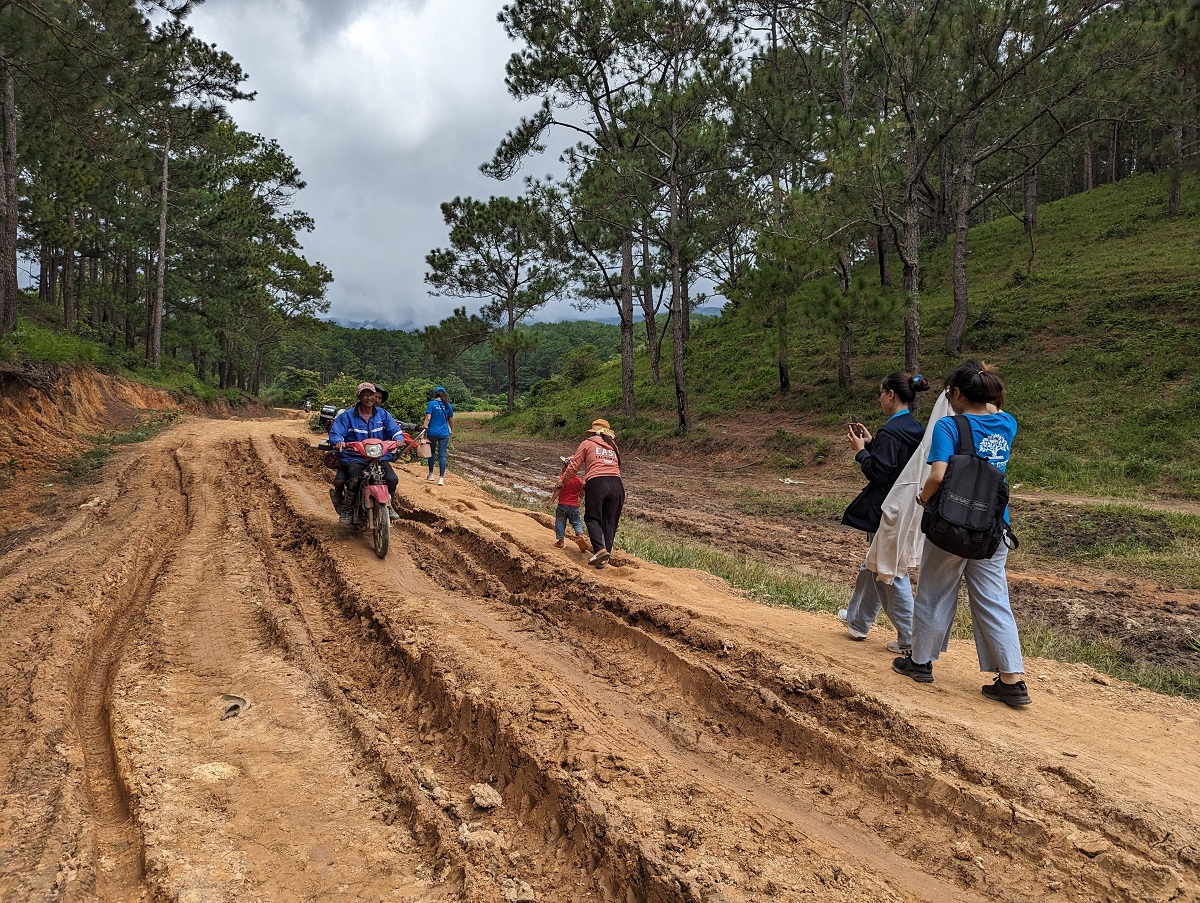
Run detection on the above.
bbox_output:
[497,173,1200,501]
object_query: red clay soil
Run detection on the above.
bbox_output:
[0,376,1197,902]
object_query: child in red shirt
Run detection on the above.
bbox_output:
[549,456,590,551]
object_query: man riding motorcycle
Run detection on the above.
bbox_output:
[328,382,414,525]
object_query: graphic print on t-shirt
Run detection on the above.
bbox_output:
[978,432,1011,465]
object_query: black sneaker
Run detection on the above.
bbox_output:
[982,676,1031,707]
[892,653,934,683]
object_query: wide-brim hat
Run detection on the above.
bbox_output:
[586,418,615,439]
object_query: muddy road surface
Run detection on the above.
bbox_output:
[1,416,1198,902]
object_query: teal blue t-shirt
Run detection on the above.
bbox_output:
[928,411,1018,520]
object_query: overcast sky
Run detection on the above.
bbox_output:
[187,0,573,330]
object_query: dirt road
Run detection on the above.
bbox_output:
[1,415,1197,902]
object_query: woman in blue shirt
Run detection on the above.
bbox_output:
[421,386,454,485]
[893,360,1029,707]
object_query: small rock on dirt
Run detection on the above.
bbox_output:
[503,878,536,902]
[470,782,503,810]
[1068,831,1112,857]
[951,840,974,861]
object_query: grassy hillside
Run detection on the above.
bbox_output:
[500,172,1200,501]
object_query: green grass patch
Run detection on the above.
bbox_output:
[1018,503,1200,591]
[61,410,181,484]
[60,447,114,483]
[613,517,846,612]
[1,313,247,405]
[738,488,851,521]
[1020,619,1200,700]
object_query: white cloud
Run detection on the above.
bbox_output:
[187,0,573,330]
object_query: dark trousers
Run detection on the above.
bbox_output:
[334,460,398,502]
[584,475,625,553]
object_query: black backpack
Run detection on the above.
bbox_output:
[921,415,1017,560]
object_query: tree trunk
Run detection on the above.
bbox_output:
[901,126,921,373]
[681,267,691,345]
[1023,164,1038,275]
[38,245,50,301]
[505,306,517,412]
[875,218,891,288]
[89,254,100,329]
[0,51,16,335]
[1168,122,1184,215]
[64,218,76,332]
[1084,143,1094,190]
[1108,121,1118,183]
[640,230,660,386]
[125,255,137,349]
[838,323,852,389]
[619,232,635,417]
[144,253,154,360]
[933,144,952,240]
[945,114,980,355]
[47,254,58,309]
[668,16,689,434]
[152,127,171,370]
[776,291,790,395]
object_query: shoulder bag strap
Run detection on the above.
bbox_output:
[952,414,975,457]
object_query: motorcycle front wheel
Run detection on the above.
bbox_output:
[370,499,390,558]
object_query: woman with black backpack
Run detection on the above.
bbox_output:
[838,371,930,653]
[892,361,1029,707]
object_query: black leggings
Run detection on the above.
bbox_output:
[335,460,398,496]
[584,475,625,553]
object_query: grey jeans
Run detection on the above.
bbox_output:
[911,540,1024,673]
[844,565,914,646]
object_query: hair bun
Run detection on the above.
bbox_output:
[910,374,930,392]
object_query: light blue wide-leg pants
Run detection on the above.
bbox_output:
[911,540,1024,673]
[845,566,914,647]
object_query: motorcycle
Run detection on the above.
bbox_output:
[317,403,341,432]
[318,438,400,558]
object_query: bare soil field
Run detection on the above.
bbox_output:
[1,405,1198,901]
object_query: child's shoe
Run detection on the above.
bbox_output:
[555,539,565,548]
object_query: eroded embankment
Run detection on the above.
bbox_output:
[263,434,1198,903]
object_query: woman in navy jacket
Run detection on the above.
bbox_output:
[838,371,930,650]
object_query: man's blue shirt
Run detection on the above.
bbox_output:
[329,406,405,463]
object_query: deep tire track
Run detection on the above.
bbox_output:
[73,451,187,901]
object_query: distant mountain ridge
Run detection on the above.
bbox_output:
[325,305,727,332]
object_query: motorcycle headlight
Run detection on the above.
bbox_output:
[364,442,383,458]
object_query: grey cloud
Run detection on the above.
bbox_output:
[187,0,581,331]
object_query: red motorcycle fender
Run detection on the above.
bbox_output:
[366,484,391,505]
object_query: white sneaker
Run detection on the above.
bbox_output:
[437,476,444,486]
[836,608,868,640]
[886,640,912,654]
[425,473,437,482]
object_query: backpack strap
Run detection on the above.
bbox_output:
[952,414,976,457]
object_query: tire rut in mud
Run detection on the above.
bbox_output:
[263,434,1198,901]
[264,440,974,900]
[73,452,187,900]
